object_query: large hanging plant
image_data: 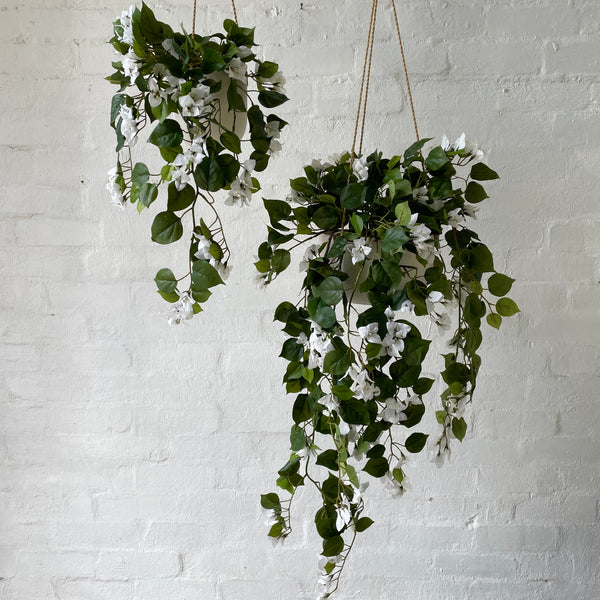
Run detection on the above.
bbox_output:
[106,3,287,323]
[257,137,519,597]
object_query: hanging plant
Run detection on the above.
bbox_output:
[106,3,287,323]
[257,138,519,597]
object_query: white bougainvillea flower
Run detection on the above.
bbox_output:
[358,322,382,344]
[225,57,247,82]
[463,204,479,219]
[261,70,286,93]
[106,167,126,209]
[347,365,380,401]
[262,507,279,527]
[165,292,194,325]
[441,133,466,152]
[382,397,407,424]
[225,159,256,207]
[164,74,185,98]
[299,244,320,272]
[400,299,415,313]
[382,320,411,357]
[178,84,211,117]
[194,234,212,261]
[447,208,464,227]
[117,6,134,45]
[465,139,484,160]
[426,290,444,313]
[319,394,339,416]
[335,501,352,532]
[349,238,373,264]
[122,49,141,80]
[161,38,179,58]
[170,164,190,192]
[118,104,139,146]
[147,76,164,107]
[265,120,282,154]
[310,158,330,172]
[352,156,369,182]
[236,45,253,58]
[378,183,390,198]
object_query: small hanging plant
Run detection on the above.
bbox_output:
[257,136,519,597]
[106,3,287,323]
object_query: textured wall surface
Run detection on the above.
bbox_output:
[1,0,600,599]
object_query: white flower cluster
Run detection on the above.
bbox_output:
[384,454,415,496]
[106,167,126,210]
[225,57,247,82]
[426,290,452,330]
[299,244,321,272]
[116,6,134,46]
[171,136,208,191]
[260,70,286,94]
[193,233,231,280]
[407,213,438,262]
[358,307,411,358]
[348,238,372,264]
[226,159,256,207]
[178,84,211,117]
[352,155,369,182]
[346,364,380,401]
[297,321,334,370]
[118,104,139,146]
[265,120,282,155]
[442,132,484,160]
[164,291,194,325]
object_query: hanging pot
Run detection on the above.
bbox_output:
[208,71,248,140]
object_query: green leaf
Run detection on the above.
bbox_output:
[167,183,195,211]
[435,410,446,424]
[465,181,489,204]
[312,205,339,230]
[260,493,281,510]
[154,268,177,293]
[339,398,371,426]
[413,377,434,395]
[290,424,306,451]
[280,338,304,361]
[496,297,520,317]
[425,146,450,171]
[258,90,288,108]
[355,517,374,532]
[488,273,515,297]
[363,457,389,478]
[138,182,158,207]
[382,227,410,253]
[151,211,183,245]
[308,299,337,329]
[220,130,242,154]
[403,138,431,162]
[350,213,364,234]
[486,312,502,329]
[226,79,246,112]
[452,417,468,441]
[323,536,345,556]
[274,301,297,323]
[271,248,291,273]
[327,236,348,258]
[194,156,225,192]
[203,47,226,72]
[257,61,279,78]
[191,260,224,289]
[323,348,350,377]
[316,449,339,471]
[315,277,344,305]
[405,432,428,453]
[131,162,149,187]
[394,201,411,225]
[293,394,313,423]
[402,402,425,428]
[471,243,495,273]
[148,119,183,148]
[340,183,366,209]
[470,162,499,181]
[263,198,291,223]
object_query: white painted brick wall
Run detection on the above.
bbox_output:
[1,0,599,598]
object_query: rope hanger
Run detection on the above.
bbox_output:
[351,0,420,159]
[192,0,239,35]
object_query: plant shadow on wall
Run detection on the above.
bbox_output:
[106,3,287,323]
[257,137,519,598]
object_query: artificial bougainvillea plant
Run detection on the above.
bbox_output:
[257,135,519,598]
[107,3,287,323]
